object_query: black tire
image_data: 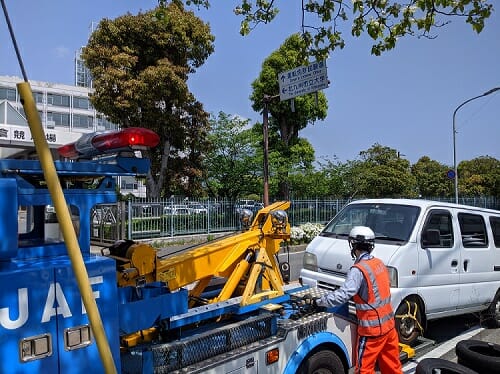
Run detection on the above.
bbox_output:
[480,289,500,328]
[455,339,500,374]
[296,350,344,374]
[416,358,478,374]
[395,300,422,346]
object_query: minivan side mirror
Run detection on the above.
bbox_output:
[422,229,440,247]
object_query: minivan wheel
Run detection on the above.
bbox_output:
[455,339,500,373]
[395,300,422,346]
[415,358,478,374]
[480,289,500,328]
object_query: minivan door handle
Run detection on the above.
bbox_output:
[463,259,469,272]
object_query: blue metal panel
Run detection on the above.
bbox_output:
[282,331,351,374]
[0,255,121,373]
[0,262,58,373]
[0,179,18,260]
[55,255,121,374]
[0,157,151,177]
[118,285,188,334]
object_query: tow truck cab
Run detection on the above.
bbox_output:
[0,128,158,373]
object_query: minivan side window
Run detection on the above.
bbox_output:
[421,210,454,248]
[489,216,500,248]
[458,213,488,248]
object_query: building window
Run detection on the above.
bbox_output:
[0,87,16,101]
[74,96,90,109]
[47,93,70,107]
[73,114,93,129]
[96,115,117,130]
[33,91,44,104]
[47,112,70,127]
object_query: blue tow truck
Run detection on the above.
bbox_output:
[0,125,362,373]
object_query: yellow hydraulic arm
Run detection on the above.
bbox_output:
[112,201,291,307]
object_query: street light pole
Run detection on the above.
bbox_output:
[452,87,500,204]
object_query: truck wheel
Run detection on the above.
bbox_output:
[415,358,478,374]
[480,289,500,328]
[395,300,422,346]
[455,339,500,373]
[296,350,344,374]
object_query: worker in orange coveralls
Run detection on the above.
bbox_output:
[315,226,402,374]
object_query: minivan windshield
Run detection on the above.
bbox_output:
[322,203,420,242]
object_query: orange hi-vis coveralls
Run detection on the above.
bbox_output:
[352,257,402,374]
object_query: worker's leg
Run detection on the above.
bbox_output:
[354,335,381,374]
[376,328,402,374]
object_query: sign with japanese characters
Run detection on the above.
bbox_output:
[278,61,329,101]
[0,125,80,147]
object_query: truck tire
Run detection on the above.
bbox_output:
[480,289,500,328]
[415,358,478,374]
[455,339,500,373]
[395,300,422,346]
[296,350,344,374]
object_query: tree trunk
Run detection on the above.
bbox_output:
[146,139,171,198]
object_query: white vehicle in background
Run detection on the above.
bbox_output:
[300,198,500,346]
[188,203,208,214]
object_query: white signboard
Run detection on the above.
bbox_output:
[278,61,329,101]
[0,125,81,147]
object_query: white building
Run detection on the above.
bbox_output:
[0,75,146,197]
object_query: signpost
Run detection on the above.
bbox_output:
[278,61,329,101]
[261,62,329,205]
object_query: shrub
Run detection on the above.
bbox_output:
[290,222,324,245]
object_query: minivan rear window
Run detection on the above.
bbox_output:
[322,203,420,242]
[458,213,488,248]
[489,216,500,248]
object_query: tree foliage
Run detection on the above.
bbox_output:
[334,144,417,198]
[182,0,493,60]
[204,116,500,200]
[82,2,214,197]
[459,156,500,196]
[203,112,262,199]
[411,156,452,197]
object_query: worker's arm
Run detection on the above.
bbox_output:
[316,267,363,307]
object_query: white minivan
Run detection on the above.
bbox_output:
[300,198,500,345]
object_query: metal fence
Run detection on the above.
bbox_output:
[90,196,500,244]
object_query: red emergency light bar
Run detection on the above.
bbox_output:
[57,127,160,159]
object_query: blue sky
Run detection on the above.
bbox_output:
[1,0,499,166]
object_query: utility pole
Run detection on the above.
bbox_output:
[262,95,270,207]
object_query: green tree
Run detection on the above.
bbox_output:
[203,112,262,200]
[82,3,214,198]
[234,0,493,60]
[269,137,317,198]
[459,156,500,197]
[251,34,328,200]
[347,143,417,198]
[411,156,453,197]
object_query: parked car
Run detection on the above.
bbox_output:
[163,205,191,215]
[188,203,208,214]
[234,200,264,215]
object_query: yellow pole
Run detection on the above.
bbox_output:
[18,82,117,374]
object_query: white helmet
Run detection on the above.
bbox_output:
[348,226,375,254]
